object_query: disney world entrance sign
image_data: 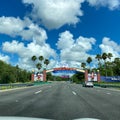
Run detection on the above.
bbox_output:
[53,67,77,73]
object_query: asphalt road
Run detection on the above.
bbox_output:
[0,82,120,120]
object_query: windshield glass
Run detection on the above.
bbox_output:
[0,0,120,120]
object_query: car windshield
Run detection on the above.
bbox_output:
[0,0,120,120]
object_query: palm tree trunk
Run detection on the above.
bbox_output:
[105,61,107,77]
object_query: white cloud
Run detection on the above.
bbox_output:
[0,16,25,36]
[0,16,55,70]
[2,40,56,70]
[0,54,10,63]
[87,0,120,10]
[20,23,48,45]
[0,16,47,45]
[99,37,120,59]
[57,31,74,49]
[56,31,96,67]
[76,36,96,51]
[2,40,25,54]
[23,0,84,29]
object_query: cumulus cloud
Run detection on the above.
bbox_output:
[0,16,25,36]
[56,31,96,67]
[87,0,120,10]
[57,31,74,49]
[99,37,120,59]
[2,40,56,70]
[23,0,84,29]
[0,16,47,45]
[2,40,25,54]
[0,16,56,70]
[0,54,10,63]
[22,0,120,30]
[20,23,48,45]
[75,36,96,51]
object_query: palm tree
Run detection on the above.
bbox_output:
[44,59,50,69]
[108,53,113,61]
[39,56,44,63]
[36,63,42,70]
[114,57,120,64]
[81,62,86,69]
[31,55,37,72]
[31,55,37,62]
[102,53,108,77]
[107,53,113,76]
[95,54,102,69]
[86,57,92,71]
[113,58,120,76]
[102,53,107,63]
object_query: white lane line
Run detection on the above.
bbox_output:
[35,90,42,94]
[72,91,77,95]
[106,92,111,95]
[15,100,19,102]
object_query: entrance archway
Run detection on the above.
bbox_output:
[31,67,100,82]
[42,67,100,82]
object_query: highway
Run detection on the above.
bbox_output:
[0,82,120,120]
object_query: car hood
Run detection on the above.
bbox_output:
[0,117,100,120]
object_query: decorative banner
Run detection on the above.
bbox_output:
[53,70,77,74]
[101,76,120,82]
[53,67,77,74]
[88,72,97,81]
[54,67,76,71]
[34,73,43,81]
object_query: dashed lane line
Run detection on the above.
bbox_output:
[35,90,42,94]
[72,91,77,95]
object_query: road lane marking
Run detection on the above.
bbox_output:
[106,92,111,95]
[35,90,42,94]
[72,91,77,95]
[15,100,19,102]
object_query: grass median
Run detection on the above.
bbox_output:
[94,81,120,88]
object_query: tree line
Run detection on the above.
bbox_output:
[0,60,31,84]
[81,52,120,76]
[0,53,119,84]
[0,55,50,84]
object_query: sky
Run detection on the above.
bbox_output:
[0,0,120,71]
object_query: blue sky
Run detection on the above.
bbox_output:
[0,0,120,71]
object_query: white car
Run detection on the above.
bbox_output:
[83,81,94,87]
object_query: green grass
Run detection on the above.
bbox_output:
[94,81,120,85]
[33,81,51,86]
[0,86,15,90]
[94,81,120,88]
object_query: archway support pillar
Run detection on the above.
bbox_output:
[31,73,34,82]
[85,69,88,81]
[97,70,101,82]
[43,69,46,82]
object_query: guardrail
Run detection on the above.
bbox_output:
[0,83,34,90]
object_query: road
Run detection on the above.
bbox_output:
[0,82,120,120]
